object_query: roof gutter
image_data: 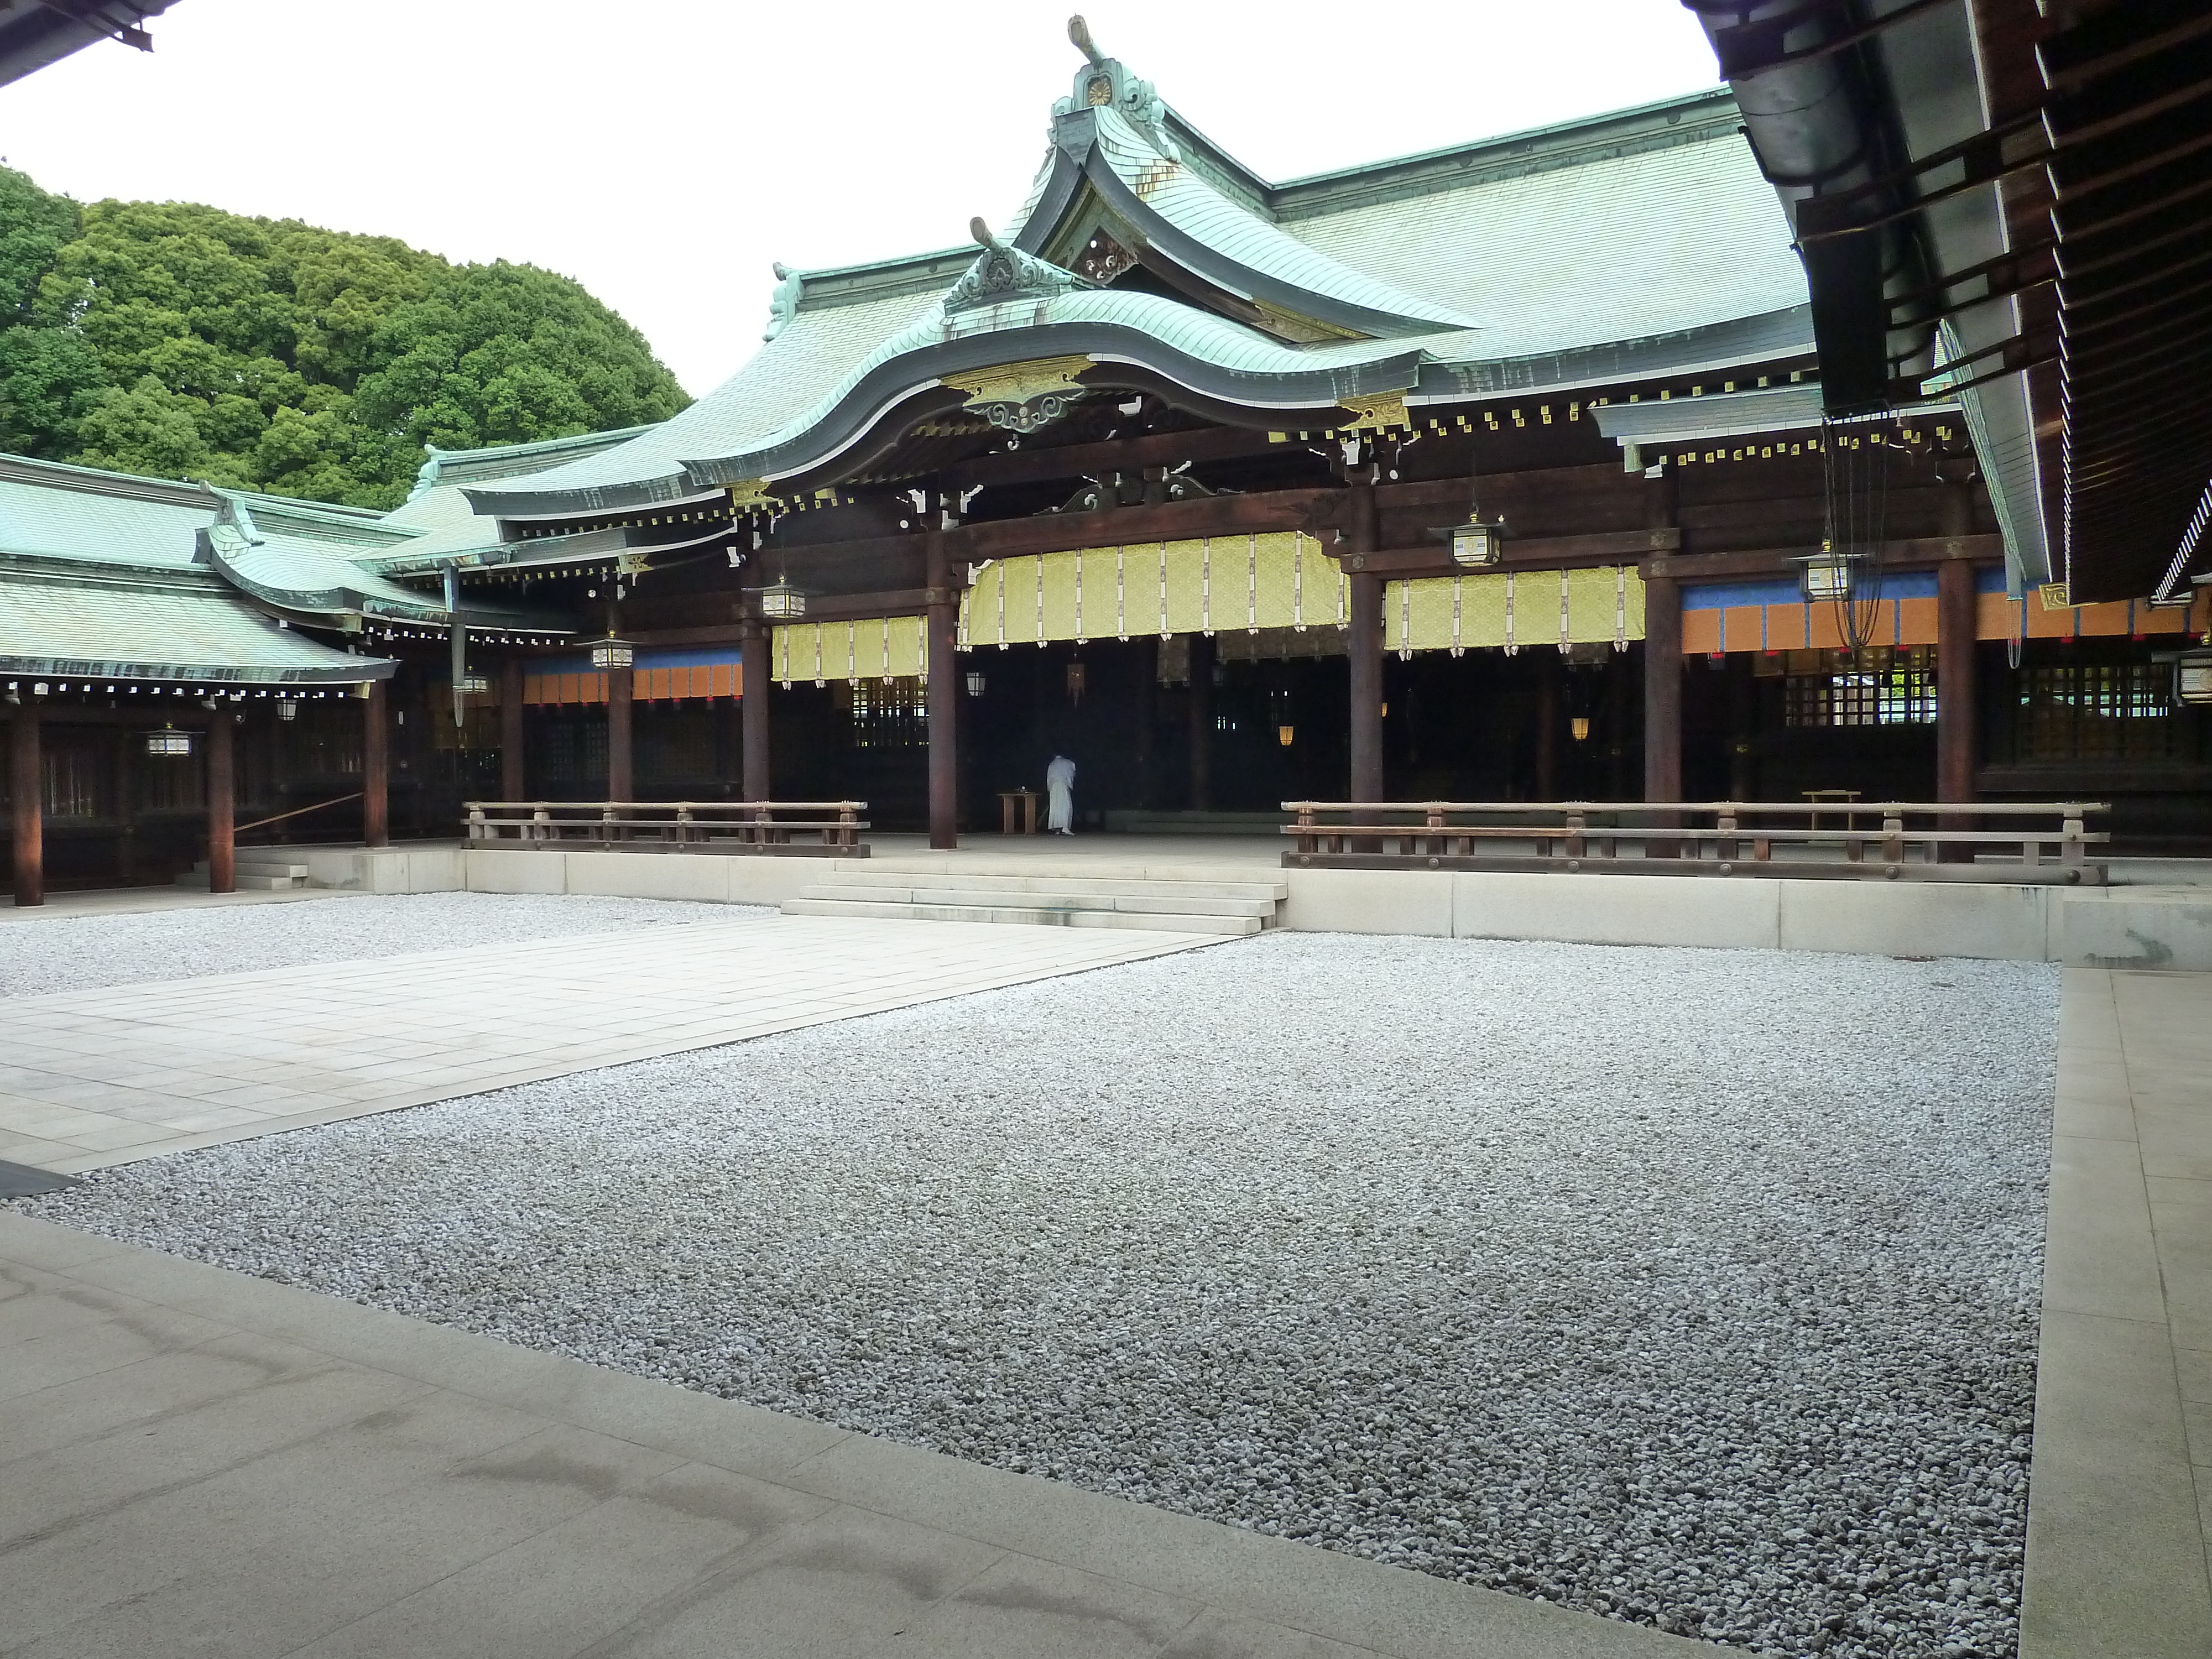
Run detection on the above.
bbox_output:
[1685,0,1942,414]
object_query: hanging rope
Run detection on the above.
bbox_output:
[1821,413,1891,657]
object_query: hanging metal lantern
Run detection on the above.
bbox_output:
[965,670,987,697]
[1277,723,1295,747]
[589,635,634,670]
[1571,716,1592,743]
[1066,661,1086,703]
[145,724,193,757]
[758,579,806,619]
[456,674,489,695]
[1799,545,1857,601]
[1447,515,1506,568]
[276,700,299,722]
[2177,649,2212,706]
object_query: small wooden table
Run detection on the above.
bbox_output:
[998,790,1040,835]
[1804,789,1863,835]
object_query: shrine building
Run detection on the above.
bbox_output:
[4,12,2208,902]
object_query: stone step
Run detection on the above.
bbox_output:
[181,860,306,890]
[827,869,1286,902]
[797,883,1276,919]
[782,897,1261,935]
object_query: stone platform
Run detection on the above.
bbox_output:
[238,837,2212,968]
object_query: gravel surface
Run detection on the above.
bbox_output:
[0,891,764,997]
[19,933,2057,1659]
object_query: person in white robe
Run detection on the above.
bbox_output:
[1045,753,1076,834]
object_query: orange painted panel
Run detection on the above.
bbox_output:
[2143,606,2188,635]
[2025,603,2074,640]
[1804,604,1846,650]
[1721,606,1764,653]
[2075,601,2132,637]
[1896,596,1938,645]
[1682,610,1721,655]
[712,662,737,698]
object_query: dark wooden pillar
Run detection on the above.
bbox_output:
[1727,655,1757,801]
[363,679,389,848]
[1937,519,1978,807]
[739,615,770,800]
[607,661,634,803]
[1187,632,1214,811]
[1643,578,1683,859]
[1535,651,1560,801]
[500,658,525,801]
[9,703,41,907]
[1131,635,1156,810]
[207,708,235,895]
[1347,484,1384,804]
[925,533,959,849]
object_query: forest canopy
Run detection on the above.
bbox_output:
[0,167,688,509]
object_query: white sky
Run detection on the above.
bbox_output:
[0,2,1724,397]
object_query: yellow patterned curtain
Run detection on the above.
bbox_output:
[772,615,928,686]
[957,532,1346,648]
[1383,566,1647,655]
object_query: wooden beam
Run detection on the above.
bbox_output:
[942,426,1290,491]
[946,488,1345,561]
[1642,535,2003,582]
[1349,529,1682,579]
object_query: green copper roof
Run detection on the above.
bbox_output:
[0,554,390,685]
[0,456,217,570]
[460,47,1812,522]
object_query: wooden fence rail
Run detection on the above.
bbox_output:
[465,800,869,857]
[1281,800,2109,884]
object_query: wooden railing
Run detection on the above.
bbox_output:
[1282,800,2109,884]
[465,800,869,857]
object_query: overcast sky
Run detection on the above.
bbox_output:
[0,2,1724,397]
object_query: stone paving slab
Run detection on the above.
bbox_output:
[2022,968,2212,1657]
[0,1211,1715,1659]
[0,916,1217,1175]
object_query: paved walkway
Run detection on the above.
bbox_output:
[0,1211,1709,1659]
[0,915,1215,1175]
[2025,967,2212,1657]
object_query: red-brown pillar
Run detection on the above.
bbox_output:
[1937,551,1978,805]
[1643,575,1683,852]
[363,679,389,848]
[9,702,41,907]
[207,708,235,895]
[1535,651,1560,801]
[739,615,770,801]
[925,533,959,849]
[1347,484,1384,804]
[607,663,634,803]
[1187,632,1214,811]
[500,658,525,802]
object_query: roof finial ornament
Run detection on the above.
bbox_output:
[1051,16,1177,158]
[763,261,802,343]
[946,217,1087,313]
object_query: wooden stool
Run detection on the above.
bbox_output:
[998,789,1040,834]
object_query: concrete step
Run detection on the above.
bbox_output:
[782,897,1262,935]
[796,883,1277,919]
[180,860,306,891]
[830,870,1286,902]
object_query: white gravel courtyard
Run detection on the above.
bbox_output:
[15,924,2058,1659]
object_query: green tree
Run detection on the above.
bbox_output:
[0,166,103,454]
[0,181,688,508]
